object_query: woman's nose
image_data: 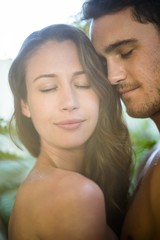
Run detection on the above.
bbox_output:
[60,87,79,111]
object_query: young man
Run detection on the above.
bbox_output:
[82,1,160,240]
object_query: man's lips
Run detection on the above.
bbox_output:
[54,119,86,130]
[118,86,140,96]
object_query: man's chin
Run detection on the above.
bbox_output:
[126,108,150,119]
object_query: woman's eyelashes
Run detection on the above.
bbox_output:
[74,74,91,89]
[74,84,91,89]
[40,86,57,92]
[39,83,91,93]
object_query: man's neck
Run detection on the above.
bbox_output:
[151,113,160,132]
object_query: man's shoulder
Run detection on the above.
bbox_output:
[149,148,160,227]
[121,141,160,240]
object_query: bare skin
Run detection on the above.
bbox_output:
[121,142,160,240]
[8,160,116,240]
[90,7,160,240]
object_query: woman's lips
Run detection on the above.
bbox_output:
[54,119,85,130]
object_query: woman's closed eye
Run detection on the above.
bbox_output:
[74,76,91,89]
[40,86,58,92]
[75,84,91,89]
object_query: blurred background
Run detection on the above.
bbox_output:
[0,0,159,239]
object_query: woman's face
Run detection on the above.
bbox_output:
[21,40,99,151]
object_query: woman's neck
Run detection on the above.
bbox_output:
[37,144,85,173]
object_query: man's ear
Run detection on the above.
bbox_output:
[21,100,31,118]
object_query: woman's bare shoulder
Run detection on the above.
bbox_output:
[10,168,117,240]
[41,168,106,215]
[32,169,108,238]
[36,169,114,240]
[13,167,103,205]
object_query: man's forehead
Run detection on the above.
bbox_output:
[89,8,145,48]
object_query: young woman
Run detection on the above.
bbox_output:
[8,24,132,240]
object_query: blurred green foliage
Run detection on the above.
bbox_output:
[72,13,90,36]
[0,118,20,161]
[126,117,159,193]
[129,119,158,170]
[0,118,35,228]
[0,119,8,136]
[0,152,21,160]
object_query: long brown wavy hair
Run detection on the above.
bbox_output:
[8,24,132,236]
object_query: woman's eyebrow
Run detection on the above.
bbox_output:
[33,73,57,82]
[104,38,138,54]
[33,71,85,82]
[73,70,85,76]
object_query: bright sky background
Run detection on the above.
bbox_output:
[0,0,85,58]
[0,0,85,120]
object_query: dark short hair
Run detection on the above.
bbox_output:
[82,0,160,30]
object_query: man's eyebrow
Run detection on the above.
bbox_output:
[104,39,138,54]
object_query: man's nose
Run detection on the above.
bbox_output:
[107,59,127,85]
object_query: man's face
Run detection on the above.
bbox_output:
[91,8,160,123]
